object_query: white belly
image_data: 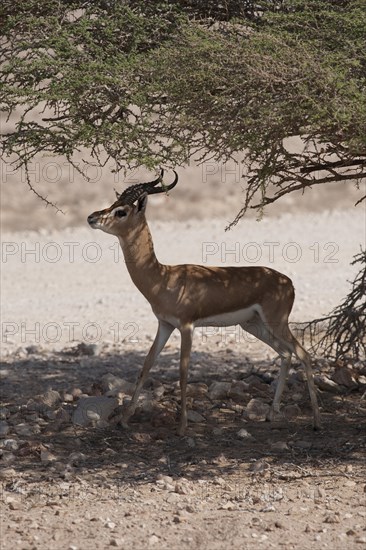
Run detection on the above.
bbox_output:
[195,305,260,327]
[157,305,261,329]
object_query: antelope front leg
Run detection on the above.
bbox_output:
[120,321,174,428]
[178,325,194,436]
[269,353,292,422]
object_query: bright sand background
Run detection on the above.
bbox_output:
[1,149,365,354]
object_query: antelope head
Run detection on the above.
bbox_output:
[87,169,178,236]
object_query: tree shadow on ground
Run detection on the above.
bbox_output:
[1,348,365,488]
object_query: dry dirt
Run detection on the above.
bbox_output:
[1,160,366,550]
[0,342,366,550]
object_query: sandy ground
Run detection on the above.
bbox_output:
[1,164,366,549]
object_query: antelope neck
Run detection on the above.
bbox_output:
[117,221,164,300]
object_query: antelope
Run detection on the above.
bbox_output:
[88,169,321,435]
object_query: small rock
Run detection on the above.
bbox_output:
[15,347,27,358]
[24,411,40,422]
[148,535,159,546]
[55,408,71,424]
[187,437,196,448]
[43,408,57,420]
[213,476,226,486]
[52,461,67,473]
[71,342,100,356]
[315,487,326,498]
[26,345,40,355]
[271,441,289,451]
[324,514,341,524]
[0,408,9,420]
[355,536,366,544]
[7,496,22,510]
[274,521,285,529]
[220,501,236,511]
[175,482,191,495]
[237,428,253,439]
[187,410,205,423]
[208,381,231,400]
[41,450,57,463]
[0,421,10,438]
[344,479,356,488]
[110,539,124,547]
[314,375,343,394]
[165,493,181,504]
[105,521,116,530]
[68,452,87,465]
[136,395,154,413]
[3,439,19,451]
[1,451,15,464]
[153,385,166,399]
[72,396,119,427]
[156,474,173,484]
[261,504,276,512]
[249,460,269,473]
[63,393,74,403]
[35,389,62,408]
[14,423,32,437]
[283,404,301,419]
[229,381,250,400]
[331,366,358,389]
[0,468,16,479]
[100,373,135,395]
[245,398,270,422]
[186,383,208,397]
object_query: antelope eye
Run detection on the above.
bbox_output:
[115,209,127,218]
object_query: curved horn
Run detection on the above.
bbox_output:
[116,169,178,206]
[147,170,178,195]
[145,168,164,187]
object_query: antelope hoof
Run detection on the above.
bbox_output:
[108,404,134,429]
[268,407,286,424]
[177,420,187,437]
[108,412,130,429]
[119,406,136,429]
[313,418,322,431]
[119,417,131,430]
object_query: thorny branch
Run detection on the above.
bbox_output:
[297,249,366,362]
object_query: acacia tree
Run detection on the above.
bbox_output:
[1,0,365,358]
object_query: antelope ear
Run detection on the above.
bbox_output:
[137,192,148,212]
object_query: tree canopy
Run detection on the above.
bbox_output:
[1,0,365,218]
[1,0,365,360]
